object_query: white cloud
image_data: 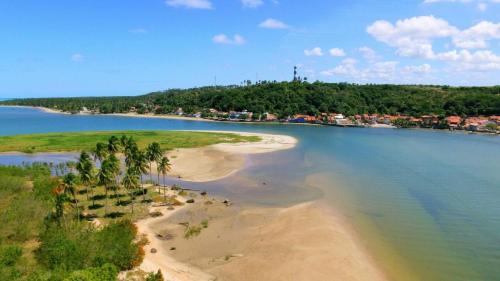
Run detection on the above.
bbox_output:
[321,59,400,80]
[165,0,213,9]
[304,47,324,56]
[366,16,500,72]
[259,18,289,29]
[477,2,488,11]
[321,59,436,82]
[367,16,458,58]
[452,21,500,49]
[242,0,264,8]
[212,34,246,45]
[71,53,84,62]
[358,46,380,62]
[129,28,148,34]
[402,64,432,74]
[435,49,500,70]
[329,48,346,57]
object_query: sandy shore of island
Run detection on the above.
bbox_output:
[138,130,387,281]
[140,194,387,281]
[160,131,298,182]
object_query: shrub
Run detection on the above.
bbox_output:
[0,245,23,266]
[146,270,164,281]
[184,225,202,239]
[64,263,118,281]
[92,220,141,270]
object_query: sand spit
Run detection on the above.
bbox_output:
[147,198,388,281]
[165,131,298,182]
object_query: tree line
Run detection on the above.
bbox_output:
[2,81,499,117]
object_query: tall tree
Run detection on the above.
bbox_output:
[107,154,122,205]
[76,151,94,201]
[146,142,163,185]
[98,158,114,216]
[63,172,79,220]
[122,167,140,214]
[157,156,172,200]
[94,142,108,164]
[107,136,121,155]
[133,150,149,202]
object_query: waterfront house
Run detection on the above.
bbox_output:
[490,116,500,125]
[421,115,439,127]
[175,107,184,115]
[265,113,277,122]
[446,116,462,129]
[409,117,423,125]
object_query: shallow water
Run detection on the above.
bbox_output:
[1,106,500,281]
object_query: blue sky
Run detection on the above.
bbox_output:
[0,0,499,98]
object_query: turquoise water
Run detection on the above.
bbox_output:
[1,106,500,280]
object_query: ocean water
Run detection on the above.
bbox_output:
[1,106,500,281]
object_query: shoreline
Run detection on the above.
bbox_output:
[133,131,388,281]
[162,131,297,182]
[0,130,297,183]
[0,113,388,280]
[2,105,498,135]
[141,195,388,281]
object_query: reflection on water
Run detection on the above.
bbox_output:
[0,153,78,166]
[1,106,500,281]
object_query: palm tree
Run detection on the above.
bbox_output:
[133,150,149,201]
[120,135,129,152]
[157,157,172,200]
[107,136,121,155]
[93,142,108,164]
[107,154,122,205]
[124,138,138,168]
[98,158,114,216]
[146,142,163,186]
[76,151,94,201]
[63,172,79,220]
[122,167,139,213]
[52,181,67,224]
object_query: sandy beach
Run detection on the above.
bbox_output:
[138,131,388,281]
[139,194,387,281]
[162,131,298,182]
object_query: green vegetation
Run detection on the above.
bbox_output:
[0,131,235,280]
[0,130,260,153]
[0,164,143,280]
[184,225,203,239]
[485,123,498,131]
[2,82,499,117]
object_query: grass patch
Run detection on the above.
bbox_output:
[184,225,203,239]
[0,130,261,153]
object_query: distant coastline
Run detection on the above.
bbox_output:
[3,105,499,136]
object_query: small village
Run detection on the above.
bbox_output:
[169,107,500,134]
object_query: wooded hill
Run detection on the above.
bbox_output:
[3,82,499,117]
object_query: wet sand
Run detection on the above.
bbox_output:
[145,197,387,281]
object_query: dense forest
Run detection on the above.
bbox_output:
[2,82,500,117]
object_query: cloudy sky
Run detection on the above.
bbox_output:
[1,0,499,97]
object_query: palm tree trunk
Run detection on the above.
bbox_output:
[163,174,166,202]
[91,186,95,207]
[149,163,153,185]
[74,194,80,221]
[157,173,161,193]
[104,186,108,216]
[140,174,145,201]
[130,192,135,214]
